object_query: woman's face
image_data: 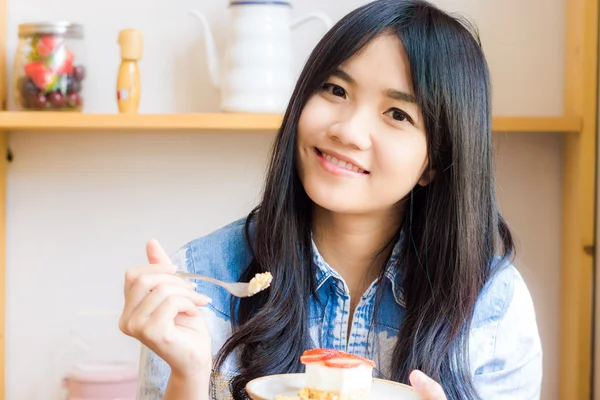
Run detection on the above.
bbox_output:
[296,33,430,216]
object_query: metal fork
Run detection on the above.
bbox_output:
[175,271,254,298]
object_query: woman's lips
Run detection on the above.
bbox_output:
[315,148,370,177]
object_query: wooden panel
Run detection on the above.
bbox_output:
[561,132,595,400]
[0,0,5,110]
[561,0,598,397]
[0,112,582,133]
[0,131,5,400]
[1,0,7,398]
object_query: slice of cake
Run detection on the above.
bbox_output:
[297,348,375,400]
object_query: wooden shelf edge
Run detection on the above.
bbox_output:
[0,112,583,133]
[0,112,284,131]
[492,116,582,133]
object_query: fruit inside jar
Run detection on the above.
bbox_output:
[14,22,85,111]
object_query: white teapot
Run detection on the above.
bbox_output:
[189,1,332,114]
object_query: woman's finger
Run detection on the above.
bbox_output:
[409,370,447,400]
[124,272,195,312]
[121,283,210,336]
[131,283,210,320]
[146,239,172,265]
[144,296,203,343]
[124,263,177,292]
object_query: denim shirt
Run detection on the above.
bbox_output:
[137,218,543,399]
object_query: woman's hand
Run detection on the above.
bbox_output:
[119,239,213,380]
[409,370,448,400]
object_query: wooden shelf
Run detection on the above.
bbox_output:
[491,116,582,132]
[0,112,583,133]
[0,112,284,131]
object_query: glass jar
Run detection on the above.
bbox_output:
[13,22,86,111]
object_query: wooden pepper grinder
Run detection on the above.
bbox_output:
[117,29,143,113]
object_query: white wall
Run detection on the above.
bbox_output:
[5,0,564,399]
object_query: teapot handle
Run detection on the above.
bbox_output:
[290,12,333,31]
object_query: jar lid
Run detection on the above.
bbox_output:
[18,22,83,38]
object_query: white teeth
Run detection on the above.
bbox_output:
[320,150,365,173]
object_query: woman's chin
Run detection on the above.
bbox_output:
[305,187,365,215]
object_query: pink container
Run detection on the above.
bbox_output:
[63,364,138,400]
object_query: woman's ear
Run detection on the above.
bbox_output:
[418,168,436,186]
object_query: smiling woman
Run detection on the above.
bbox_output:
[118,1,543,400]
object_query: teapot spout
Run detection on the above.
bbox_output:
[189,10,220,88]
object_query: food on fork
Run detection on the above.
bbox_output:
[275,348,375,400]
[248,271,273,295]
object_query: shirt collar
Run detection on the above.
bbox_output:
[310,234,405,307]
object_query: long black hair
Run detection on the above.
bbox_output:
[215,1,514,399]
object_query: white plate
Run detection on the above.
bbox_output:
[246,373,420,400]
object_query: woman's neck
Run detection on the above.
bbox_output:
[312,205,403,297]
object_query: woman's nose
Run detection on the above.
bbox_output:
[326,110,373,150]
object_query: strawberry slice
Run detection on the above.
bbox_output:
[300,348,340,363]
[300,348,377,368]
[323,353,377,368]
[302,348,339,357]
[324,357,365,368]
[300,354,326,363]
[37,36,63,57]
[55,49,74,75]
[300,349,340,363]
[24,62,57,92]
[300,352,337,364]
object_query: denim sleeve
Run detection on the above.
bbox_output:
[136,345,171,399]
[471,266,543,399]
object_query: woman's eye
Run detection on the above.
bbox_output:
[385,108,413,124]
[322,83,347,98]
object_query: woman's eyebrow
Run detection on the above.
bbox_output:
[386,89,417,104]
[331,69,356,84]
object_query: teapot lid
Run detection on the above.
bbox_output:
[230,1,292,5]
